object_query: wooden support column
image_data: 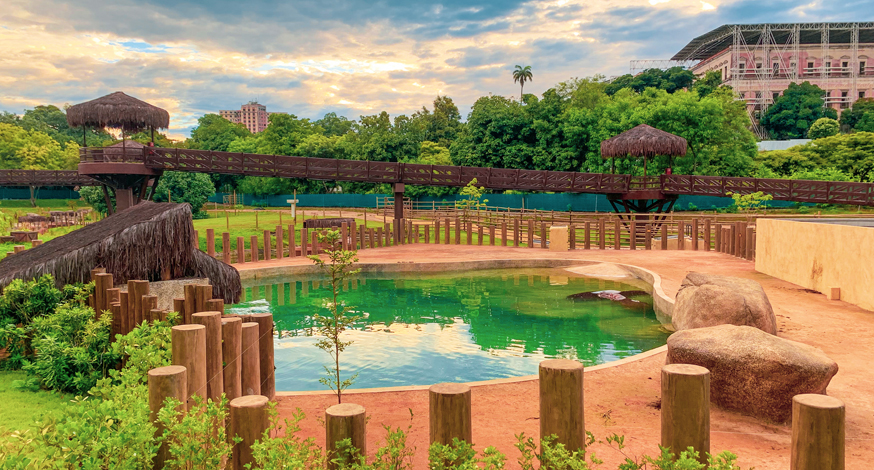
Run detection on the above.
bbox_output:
[223,232,231,264]
[250,313,275,400]
[207,228,215,257]
[393,183,405,221]
[455,217,461,244]
[221,317,243,401]
[584,222,591,250]
[489,225,496,246]
[539,359,585,452]
[435,220,441,244]
[192,312,224,401]
[477,225,484,245]
[148,365,188,470]
[501,222,508,246]
[528,220,535,248]
[569,224,576,250]
[241,322,261,396]
[171,324,207,408]
[466,222,473,245]
[629,221,637,250]
[514,218,520,247]
[791,394,845,470]
[746,226,755,260]
[645,223,653,250]
[429,383,472,445]
[661,364,710,463]
[424,223,430,244]
[230,395,270,470]
[444,218,450,245]
[263,230,272,261]
[326,403,367,469]
[661,224,668,250]
[599,219,606,250]
[250,235,259,262]
[541,222,548,249]
[289,224,297,257]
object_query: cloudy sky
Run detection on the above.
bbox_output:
[1,0,869,139]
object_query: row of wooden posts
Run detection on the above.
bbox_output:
[146,358,844,470]
[196,218,757,263]
[3,238,42,258]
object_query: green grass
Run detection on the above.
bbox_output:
[0,371,72,432]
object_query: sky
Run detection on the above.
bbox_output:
[2,0,871,139]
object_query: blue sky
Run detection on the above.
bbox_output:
[1,0,871,138]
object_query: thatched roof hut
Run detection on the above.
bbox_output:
[0,202,240,303]
[600,124,687,176]
[66,92,170,133]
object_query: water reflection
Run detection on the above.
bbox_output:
[230,268,669,391]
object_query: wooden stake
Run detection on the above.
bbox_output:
[326,403,367,469]
[791,394,845,470]
[230,395,270,470]
[237,236,246,263]
[192,312,224,401]
[661,364,710,463]
[539,359,585,452]
[250,235,259,263]
[429,383,472,445]
[250,313,275,400]
[171,324,207,408]
[148,365,188,470]
[241,323,261,396]
[221,317,243,401]
[183,284,197,324]
[223,232,231,264]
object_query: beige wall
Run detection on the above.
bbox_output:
[756,219,874,311]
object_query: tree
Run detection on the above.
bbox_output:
[807,118,840,139]
[838,97,874,130]
[692,70,726,98]
[19,105,112,147]
[855,113,874,133]
[189,114,251,151]
[605,67,694,95]
[258,113,319,155]
[79,186,112,215]
[513,65,533,100]
[152,172,216,218]
[314,112,355,137]
[0,123,79,170]
[760,82,837,139]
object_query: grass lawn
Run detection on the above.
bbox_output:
[0,371,72,432]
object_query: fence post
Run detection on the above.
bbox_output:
[599,219,606,250]
[746,226,755,260]
[678,221,686,251]
[661,224,668,250]
[207,228,215,257]
[501,222,508,246]
[241,322,261,396]
[312,230,319,254]
[148,365,188,470]
[729,223,737,256]
[791,394,845,470]
[230,395,270,470]
[263,230,272,261]
[171,324,207,408]
[514,218,520,247]
[455,217,461,244]
[661,364,710,463]
[614,220,621,250]
[222,232,231,264]
[249,235,259,262]
[691,219,699,251]
[467,222,474,245]
[301,228,308,256]
[528,219,535,248]
[221,317,243,401]
[704,220,711,251]
[369,228,376,249]
[629,221,637,250]
[444,218,450,244]
[429,383,472,445]
[539,359,585,452]
[192,312,224,401]
[424,223,430,244]
[341,222,349,250]
[569,224,576,250]
[250,313,275,400]
[584,222,591,250]
[477,225,484,245]
[435,220,441,244]
[541,222,548,250]
[326,404,367,469]
[276,226,284,259]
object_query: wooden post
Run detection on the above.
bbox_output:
[704,219,711,251]
[539,359,585,452]
[250,235,259,262]
[221,317,243,401]
[629,221,637,250]
[746,226,755,260]
[192,312,224,401]
[301,228,308,256]
[360,224,368,249]
[183,284,197,324]
[599,219,606,250]
[661,224,669,250]
[444,218,450,245]
[541,222,548,249]
[276,226,284,259]
[288,224,296,257]
[514,218,520,247]
[148,365,188,470]
[110,302,122,339]
[429,383,472,445]
[223,232,231,264]
[195,284,212,314]
[467,222,473,245]
[527,220,534,248]
[501,222,507,246]
[250,313,275,400]
[584,221,591,250]
[205,299,224,314]
[677,221,686,251]
[207,228,215,257]
[455,217,461,244]
[477,225,484,245]
[128,280,150,327]
[94,273,113,315]
[241,322,261,396]
[424,223,430,244]
[791,394,845,470]
[141,295,158,321]
[661,364,710,463]
[489,225,496,246]
[341,222,349,251]
[435,220,441,244]
[376,227,383,247]
[614,220,621,250]
[119,292,130,335]
[171,324,207,408]
[230,395,270,470]
[729,223,737,256]
[263,230,272,261]
[645,223,653,250]
[369,228,375,249]
[312,230,319,254]
[326,403,367,468]
[691,219,699,250]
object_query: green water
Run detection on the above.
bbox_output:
[229,268,669,391]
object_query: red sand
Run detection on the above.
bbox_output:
[236,245,874,469]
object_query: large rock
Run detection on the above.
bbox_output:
[673,273,777,334]
[666,325,838,422]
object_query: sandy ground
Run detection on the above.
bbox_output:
[235,245,874,469]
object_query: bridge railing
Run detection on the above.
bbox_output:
[0,169,96,187]
[663,174,874,206]
[79,146,147,164]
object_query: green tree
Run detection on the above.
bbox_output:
[855,112,874,133]
[258,113,320,155]
[807,118,840,139]
[18,105,112,147]
[555,75,608,109]
[605,67,695,95]
[513,65,533,100]
[314,112,355,137]
[0,123,79,170]
[189,114,251,151]
[152,171,216,217]
[838,97,874,130]
[760,82,837,139]
[692,70,726,98]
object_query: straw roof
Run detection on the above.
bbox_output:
[66,92,170,132]
[600,124,687,159]
[0,202,240,303]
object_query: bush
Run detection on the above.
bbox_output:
[807,117,840,139]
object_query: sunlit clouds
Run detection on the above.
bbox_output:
[1,0,870,138]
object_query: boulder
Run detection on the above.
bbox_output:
[673,272,777,334]
[666,325,838,422]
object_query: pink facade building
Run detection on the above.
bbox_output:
[219,102,285,133]
[671,23,874,134]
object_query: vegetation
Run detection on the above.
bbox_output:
[760,82,838,139]
[308,229,361,403]
[728,191,773,212]
[151,171,216,218]
[755,132,874,182]
[513,65,534,100]
[807,117,840,139]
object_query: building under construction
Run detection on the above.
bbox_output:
[658,22,874,135]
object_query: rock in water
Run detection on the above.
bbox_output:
[673,272,777,334]
[666,325,838,423]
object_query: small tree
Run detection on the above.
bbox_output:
[308,229,360,404]
[456,178,488,222]
[728,191,773,212]
[807,118,840,139]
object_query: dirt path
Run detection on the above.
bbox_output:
[236,246,874,469]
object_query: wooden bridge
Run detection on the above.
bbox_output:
[2,146,873,215]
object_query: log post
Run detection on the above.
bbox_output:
[141,295,158,321]
[195,284,212,314]
[301,228,308,256]
[221,317,243,401]
[119,292,130,334]
[192,312,224,401]
[444,218,450,244]
[237,236,245,263]
[326,403,367,468]
[263,230,272,261]
[746,226,755,260]
[584,221,591,249]
[661,223,669,250]
[250,235,259,262]
[661,364,710,462]
[110,302,122,339]
[514,218,520,247]
[230,395,270,470]
[599,219,606,250]
[541,222,548,249]
[94,273,113,315]
[128,280,150,327]
[477,225,484,245]
[312,230,319,254]
[527,219,534,248]
[629,221,636,250]
[715,224,722,252]
[148,365,188,470]
[435,220,441,244]
[791,394,845,470]
[241,322,261,396]
[501,222,507,246]
[289,224,297,257]
[454,217,461,244]
[171,324,207,408]
[207,228,215,257]
[489,225,495,246]
[424,223,430,244]
[539,359,585,452]
[677,221,686,250]
[183,284,197,324]
[466,222,473,245]
[613,220,621,250]
[90,267,106,281]
[704,219,712,251]
[645,223,653,250]
[691,219,699,250]
[276,225,284,259]
[223,232,231,264]
[250,313,275,400]
[429,383,472,445]
[341,222,349,251]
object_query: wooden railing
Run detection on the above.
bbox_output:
[0,169,97,187]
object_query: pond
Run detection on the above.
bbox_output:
[229,268,669,391]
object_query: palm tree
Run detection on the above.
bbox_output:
[512,65,533,100]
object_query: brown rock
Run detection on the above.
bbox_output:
[673,272,777,334]
[666,325,838,423]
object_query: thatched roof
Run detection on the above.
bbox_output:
[600,124,687,159]
[0,202,240,303]
[66,92,170,132]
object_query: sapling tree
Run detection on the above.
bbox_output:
[456,178,489,223]
[308,229,361,404]
[728,191,773,212]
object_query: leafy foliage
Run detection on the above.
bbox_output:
[807,118,840,139]
[606,67,695,96]
[308,229,361,403]
[728,191,773,212]
[513,65,534,100]
[157,395,234,470]
[760,82,838,139]
[152,171,216,218]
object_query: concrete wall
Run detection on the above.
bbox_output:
[756,219,874,311]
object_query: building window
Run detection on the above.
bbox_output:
[756,62,762,69]
[861,61,867,74]
[861,91,867,99]
[807,61,814,71]
[842,61,849,69]
[772,92,779,102]
[841,91,849,109]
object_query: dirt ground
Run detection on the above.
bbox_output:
[236,245,874,469]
